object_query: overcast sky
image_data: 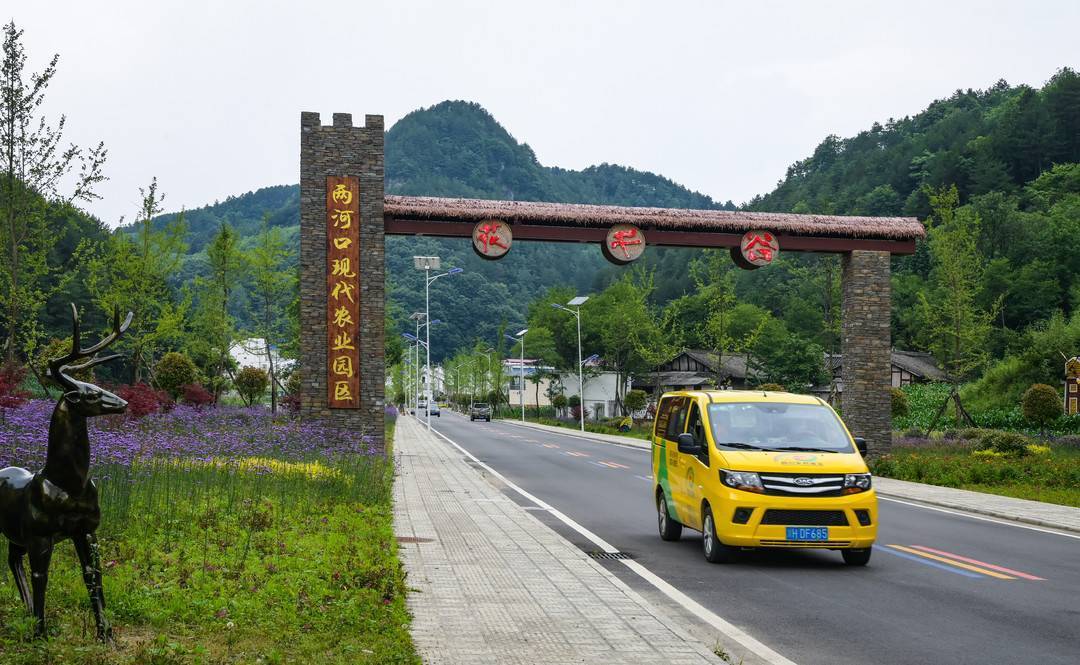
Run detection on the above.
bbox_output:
[14,0,1080,226]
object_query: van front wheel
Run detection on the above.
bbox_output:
[702,506,737,564]
[842,548,872,566]
[657,493,682,541]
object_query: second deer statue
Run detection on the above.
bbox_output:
[0,304,132,641]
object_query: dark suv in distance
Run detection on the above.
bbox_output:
[469,402,491,422]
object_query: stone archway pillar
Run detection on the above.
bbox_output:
[840,250,892,456]
[299,112,386,452]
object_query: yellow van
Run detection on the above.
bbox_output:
[651,390,877,565]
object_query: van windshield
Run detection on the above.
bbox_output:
[706,402,853,453]
[472,403,489,409]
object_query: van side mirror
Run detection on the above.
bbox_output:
[677,432,701,454]
[853,437,867,456]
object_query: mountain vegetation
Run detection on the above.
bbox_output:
[4,30,1079,416]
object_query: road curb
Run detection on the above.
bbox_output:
[875,491,1080,535]
[497,418,652,450]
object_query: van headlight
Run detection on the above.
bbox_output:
[843,473,872,493]
[719,469,764,493]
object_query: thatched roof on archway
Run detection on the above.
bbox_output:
[383,195,926,241]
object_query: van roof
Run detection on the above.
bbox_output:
[662,390,823,405]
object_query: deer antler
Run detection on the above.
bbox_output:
[47,305,134,390]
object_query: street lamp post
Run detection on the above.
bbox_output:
[551,296,589,431]
[505,329,528,422]
[414,257,463,431]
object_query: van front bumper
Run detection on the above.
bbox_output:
[713,488,877,549]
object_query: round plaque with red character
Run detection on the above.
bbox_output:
[602,224,646,265]
[731,229,779,270]
[472,220,513,260]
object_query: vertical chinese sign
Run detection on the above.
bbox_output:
[326,176,360,408]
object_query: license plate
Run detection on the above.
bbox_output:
[786,527,829,541]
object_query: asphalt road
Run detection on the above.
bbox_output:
[426,411,1080,665]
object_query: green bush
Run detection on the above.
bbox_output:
[154,352,199,399]
[975,431,1033,458]
[892,382,952,432]
[551,394,567,410]
[891,387,910,419]
[1022,383,1061,430]
[758,383,786,392]
[624,389,647,413]
[33,337,95,386]
[568,394,581,408]
[235,366,269,406]
[286,368,302,395]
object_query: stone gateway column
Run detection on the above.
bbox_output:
[299,112,386,452]
[840,250,892,456]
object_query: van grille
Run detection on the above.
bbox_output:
[760,509,849,526]
[759,473,845,496]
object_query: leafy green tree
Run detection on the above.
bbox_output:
[155,351,199,399]
[247,214,294,413]
[919,186,998,382]
[1,21,106,362]
[234,366,269,407]
[1021,383,1060,437]
[85,179,188,382]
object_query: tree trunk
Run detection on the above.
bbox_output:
[266,338,277,414]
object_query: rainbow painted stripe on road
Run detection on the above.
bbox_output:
[881,544,1044,580]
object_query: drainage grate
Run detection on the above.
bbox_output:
[587,551,633,560]
[396,536,435,544]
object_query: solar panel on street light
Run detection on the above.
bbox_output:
[516,328,528,336]
[567,296,589,306]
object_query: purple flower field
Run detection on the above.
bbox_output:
[1,400,379,470]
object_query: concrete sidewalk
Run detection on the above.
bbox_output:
[501,419,1080,535]
[392,416,724,665]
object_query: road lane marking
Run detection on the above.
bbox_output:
[599,461,630,469]
[542,444,560,449]
[874,545,984,579]
[909,545,1045,580]
[887,545,1013,579]
[428,426,798,665]
[565,451,590,457]
[635,475,653,483]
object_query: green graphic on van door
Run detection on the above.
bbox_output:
[655,443,677,519]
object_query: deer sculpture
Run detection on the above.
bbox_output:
[0,304,132,641]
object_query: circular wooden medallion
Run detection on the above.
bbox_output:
[602,224,646,265]
[472,220,512,260]
[732,230,780,270]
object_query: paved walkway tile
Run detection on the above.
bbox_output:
[393,416,721,664]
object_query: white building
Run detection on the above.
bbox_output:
[230,338,296,375]
[503,359,631,420]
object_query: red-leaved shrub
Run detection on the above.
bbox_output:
[0,363,30,420]
[114,383,173,418]
[181,383,214,408]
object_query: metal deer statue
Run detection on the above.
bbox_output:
[0,305,132,641]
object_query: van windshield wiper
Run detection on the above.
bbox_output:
[769,446,842,453]
[715,442,771,450]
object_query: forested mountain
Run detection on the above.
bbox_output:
[129,100,726,358]
[98,69,1080,387]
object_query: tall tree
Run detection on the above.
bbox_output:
[189,222,244,400]
[247,214,294,413]
[0,21,106,361]
[86,179,187,382]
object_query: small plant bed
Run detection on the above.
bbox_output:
[0,401,418,664]
[504,414,652,441]
[873,431,1080,508]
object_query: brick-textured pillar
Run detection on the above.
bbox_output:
[841,250,891,456]
[299,112,385,452]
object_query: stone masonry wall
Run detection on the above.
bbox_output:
[299,112,385,452]
[841,250,892,456]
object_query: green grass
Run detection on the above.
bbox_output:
[871,442,1080,508]
[0,422,418,664]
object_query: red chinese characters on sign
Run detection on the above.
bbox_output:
[739,230,780,267]
[472,219,512,260]
[602,224,646,265]
[326,176,360,409]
